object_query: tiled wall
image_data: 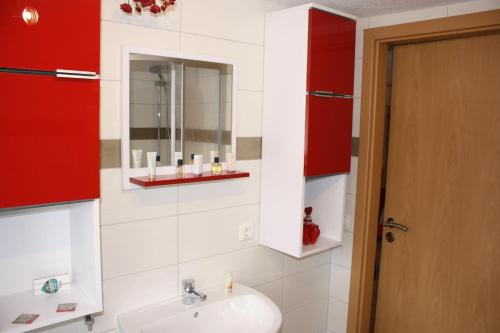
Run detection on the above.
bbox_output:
[37,1,334,333]
[326,1,500,333]
[35,1,500,333]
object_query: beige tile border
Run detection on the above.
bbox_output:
[236,137,262,161]
[101,139,121,169]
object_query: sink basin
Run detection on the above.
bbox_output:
[117,283,282,333]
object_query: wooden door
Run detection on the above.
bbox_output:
[375,34,500,333]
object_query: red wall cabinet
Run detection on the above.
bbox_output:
[304,8,356,177]
[0,1,100,209]
[261,5,355,257]
[0,1,100,73]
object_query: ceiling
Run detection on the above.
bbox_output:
[268,0,471,17]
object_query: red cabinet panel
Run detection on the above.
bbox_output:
[0,73,100,209]
[304,95,352,177]
[307,9,356,95]
[0,1,100,72]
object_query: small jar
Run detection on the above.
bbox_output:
[211,157,222,175]
[176,159,184,178]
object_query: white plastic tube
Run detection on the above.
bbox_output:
[193,154,203,176]
[147,152,157,180]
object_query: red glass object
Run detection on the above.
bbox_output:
[0,73,100,209]
[303,207,321,245]
[0,1,100,73]
[306,8,356,95]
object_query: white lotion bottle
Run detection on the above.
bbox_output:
[226,152,236,173]
[147,152,157,180]
[193,154,203,176]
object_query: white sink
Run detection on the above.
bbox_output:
[117,283,282,333]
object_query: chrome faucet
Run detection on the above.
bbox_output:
[182,279,207,305]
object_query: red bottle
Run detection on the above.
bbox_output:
[303,207,321,245]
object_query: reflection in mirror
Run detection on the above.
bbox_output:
[129,54,233,168]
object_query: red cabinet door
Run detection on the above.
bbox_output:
[0,1,100,72]
[307,8,355,95]
[0,73,100,209]
[304,95,352,177]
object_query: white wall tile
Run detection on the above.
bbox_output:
[447,0,500,16]
[101,0,181,32]
[354,28,364,60]
[255,279,284,310]
[330,265,351,303]
[100,169,178,225]
[282,298,329,333]
[179,204,259,262]
[346,157,358,195]
[101,216,178,279]
[181,0,285,45]
[101,21,180,81]
[180,33,264,91]
[94,266,178,332]
[283,264,331,312]
[178,160,260,214]
[179,246,284,290]
[368,5,448,28]
[284,251,331,276]
[353,59,363,98]
[352,98,361,137]
[327,298,348,333]
[331,232,353,269]
[344,194,356,233]
[100,80,121,139]
[237,90,263,137]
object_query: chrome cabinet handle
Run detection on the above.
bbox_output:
[383,217,409,232]
[56,69,99,80]
[309,91,353,99]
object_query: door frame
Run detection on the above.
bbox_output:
[347,9,500,333]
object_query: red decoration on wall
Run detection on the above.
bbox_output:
[303,207,321,245]
[120,0,176,15]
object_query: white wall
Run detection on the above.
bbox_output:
[326,1,500,333]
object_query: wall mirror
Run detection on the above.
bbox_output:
[122,47,237,189]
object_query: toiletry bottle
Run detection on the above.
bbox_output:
[190,153,195,165]
[147,152,157,180]
[193,155,203,176]
[226,152,236,173]
[176,159,183,178]
[211,157,222,175]
[210,150,219,163]
[224,272,233,294]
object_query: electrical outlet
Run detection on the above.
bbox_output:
[239,223,253,241]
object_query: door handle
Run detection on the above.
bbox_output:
[382,217,409,232]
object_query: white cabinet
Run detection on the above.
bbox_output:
[259,4,355,258]
[0,200,102,333]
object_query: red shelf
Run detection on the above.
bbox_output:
[130,170,250,187]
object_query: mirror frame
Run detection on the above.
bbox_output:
[121,46,238,190]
